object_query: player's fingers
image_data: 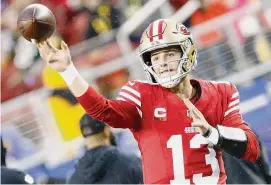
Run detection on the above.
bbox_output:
[189,109,198,121]
[183,99,201,118]
[36,41,45,50]
[61,40,69,51]
[191,122,203,133]
[183,99,203,117]
[183,99,205,120]
[38,44,49,59]
[183,99,194,109]
[38,42,51,58]
[38,48,47,59]
[191,120,203,127]
[191,121,204,135]
[191,108,202,119]
[45,40,58,52]
[190,105,202,118]
[46,52,54,64]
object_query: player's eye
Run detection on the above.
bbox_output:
[168,52,175,57]
[152,56,159,61]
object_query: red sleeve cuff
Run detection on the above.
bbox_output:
[241,132,260,162]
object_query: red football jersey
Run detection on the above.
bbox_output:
[77,79,259,184]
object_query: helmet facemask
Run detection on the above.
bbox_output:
[140,38,197,88]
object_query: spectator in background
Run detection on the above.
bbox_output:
[1,138,35,184]
[67,114,143,184]
[39,0,73,37]
[115,130,141,157]
[169,0,191,27]
[169,0,188,12]
[229,0,262,65]
[190,0,235,79]
[256,0,271,62]
[261,0,271,44]
[63,0,124,45]
[1,0,43,102]
[1,167,35,184]
[223,136,271,184]
[1,125,37,161]
[118,0,165,45]
[1,138,7,166]
[42,62,85,141]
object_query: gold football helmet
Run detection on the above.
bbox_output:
[139,19,197,88]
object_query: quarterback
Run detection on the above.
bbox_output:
[37,19,260,184]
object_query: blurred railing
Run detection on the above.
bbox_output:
[1,88,50,169]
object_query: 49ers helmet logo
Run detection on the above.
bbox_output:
[174,23,190,35]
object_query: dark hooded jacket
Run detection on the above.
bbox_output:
[67,146,143,184]
[223,139,271,184]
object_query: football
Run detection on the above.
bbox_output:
[17,4,56,43]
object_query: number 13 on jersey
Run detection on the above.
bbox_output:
[167,134,220,184]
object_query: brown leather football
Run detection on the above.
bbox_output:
[17,4,56,43]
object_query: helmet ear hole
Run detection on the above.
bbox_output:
[175,45,183,56]
[142,52,152,66]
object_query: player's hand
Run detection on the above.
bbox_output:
[183,99,212,135]
[37,40,71,72]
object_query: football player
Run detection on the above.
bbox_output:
[37,19,260,184]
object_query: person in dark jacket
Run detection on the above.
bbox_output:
[1,137,35,184]
[67,114,143,184]
[223,137,271,184]
[1,138,6,166]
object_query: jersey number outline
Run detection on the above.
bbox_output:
[167,134,220,184]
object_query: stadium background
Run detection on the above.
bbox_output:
[1,0,271,183]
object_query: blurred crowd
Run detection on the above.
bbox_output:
[1,0,125,102]
[1,0,271,102]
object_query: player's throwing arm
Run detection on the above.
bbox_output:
[37,40,141,130]
[37,41,89,97]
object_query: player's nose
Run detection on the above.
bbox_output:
[160,60,168,67]
[161,63,166,68]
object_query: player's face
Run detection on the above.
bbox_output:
[150,47,182,78]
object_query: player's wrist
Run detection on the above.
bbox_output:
[203,127,219,145]
[59,63,78,86]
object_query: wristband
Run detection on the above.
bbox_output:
[60,63,78,86]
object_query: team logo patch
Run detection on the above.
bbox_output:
[173,23,190,35]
